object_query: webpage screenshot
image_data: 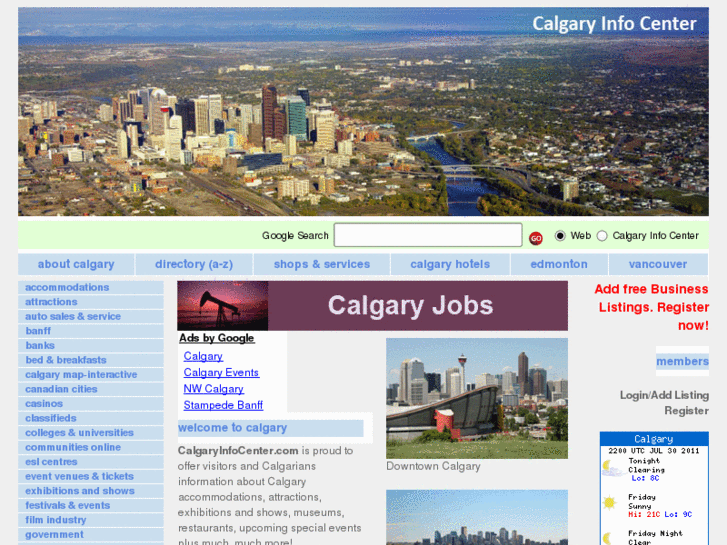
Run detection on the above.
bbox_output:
[15,7,714,545]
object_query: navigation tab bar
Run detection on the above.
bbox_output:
[18,252,709,276]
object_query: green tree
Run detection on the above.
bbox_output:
[548,409,568,441]
[525,413,540,425]
[497,404,505,431]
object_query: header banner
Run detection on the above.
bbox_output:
[268,281,567,331]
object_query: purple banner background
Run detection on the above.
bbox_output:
[269,281,567,331]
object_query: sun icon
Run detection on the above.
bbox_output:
[603,496,617,510]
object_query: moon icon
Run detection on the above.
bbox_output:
[603,460,611,471]
[603,532,611,544]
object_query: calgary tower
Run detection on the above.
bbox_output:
[458,353,467,393]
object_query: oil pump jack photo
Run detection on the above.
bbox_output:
[200,291,241,328]
[177,281,269,331]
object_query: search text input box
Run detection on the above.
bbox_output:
[334,223,522,247]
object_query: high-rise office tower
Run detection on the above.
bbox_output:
[529,367,547,397]
[127,90,139,106]
[445,367,462,397]
[116,129,128,158]
[31,104,43,125]
[139,88,152,117]
[475,372,496,389]
[99,104,113,123]
[553,378,568,399]
[425,372,441,393]
[18,117,31,139]
[225,106,237,126]
[149,88,169,135]
[41,100,57,120]
[398,360,410,403]
[502,371,517,393]
[337,139,353,155]
[285,96,307,141]
[238,104,253,137]
[310,109,335,152]
[208,94,222,134]
[410,377,428,405]
[297,87,310,106]
[518,352,529,396]
[407,358,428,405]
[126,123,139,149]
[262,85,278,140]
[194,97,210,136]
[313,98,333,112]
[398,358,425,404]
[273,106,286,141]
[118,99,132,122]
[165,115,183,161]
[175,99,196,136]
[112,97,120,121]
[252,104,262,125]
[283,134,297,156]
[248,123,262,147]
[167,95,177,116]
[132,104,145,122]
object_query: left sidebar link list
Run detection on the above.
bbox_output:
[18,281,164,545]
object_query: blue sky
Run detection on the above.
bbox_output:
[387,490,567,542]
[19,8,707,38]
[387,338,567,386]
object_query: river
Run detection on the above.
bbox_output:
[412,137,497,216]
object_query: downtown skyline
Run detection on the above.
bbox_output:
[387,338,568,388]
[387,490,567,543]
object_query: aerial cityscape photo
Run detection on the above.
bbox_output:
[386,338,568,459]
[18,8,708,217]
[386,490,568,545]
